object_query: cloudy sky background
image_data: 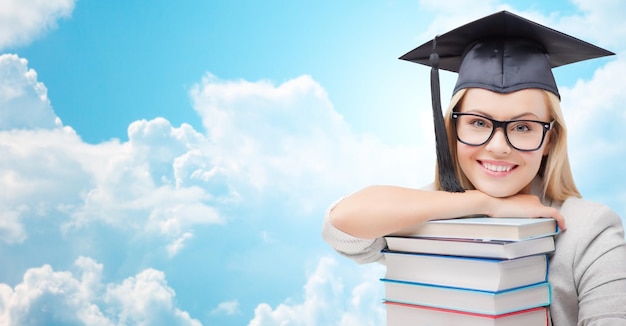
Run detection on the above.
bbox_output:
[1,0,625,325]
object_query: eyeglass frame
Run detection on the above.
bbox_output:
[450,112,555,152]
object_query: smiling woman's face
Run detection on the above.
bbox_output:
[455,88,552,197]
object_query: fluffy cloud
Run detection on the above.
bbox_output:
[560,57,626,205]
[0,54,61,130]
[0,0,75,50]
[0,256,200,325]
[558,0,626,50]
[104,268,200,325]
[189,73,432,213]
[551,1,626,198]
[1,53,426,324]
[210,300,241,316]
[0,118,224,253]
[0,54,224,253]
[1,58,427,256]
[248,257,385,326]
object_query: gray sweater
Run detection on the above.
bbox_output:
[322,186,626,325]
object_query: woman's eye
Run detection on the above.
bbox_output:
[511,123,531,132]
[470,119,489,128]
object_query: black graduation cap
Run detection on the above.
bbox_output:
[399,10,614,192]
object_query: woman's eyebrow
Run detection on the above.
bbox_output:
[510,112,542,120]
[461,109,542,120]
[461,109,493,117]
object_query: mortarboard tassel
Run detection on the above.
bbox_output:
[429,37,465,193]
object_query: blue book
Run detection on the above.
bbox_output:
[382,250,548,292]
[381,279,551,315]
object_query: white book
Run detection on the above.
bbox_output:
[385,236,555,259]
[390,217,558,241]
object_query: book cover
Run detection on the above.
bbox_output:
[389,217,558,241]
[383,250,548,292]
[384,235,555,259]
[385,302,549,326]
[381,279,551,315]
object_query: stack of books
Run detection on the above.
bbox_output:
[381,217,559,325]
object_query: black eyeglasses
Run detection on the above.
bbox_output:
[451,112,554,152]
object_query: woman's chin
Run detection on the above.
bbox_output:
[474,184,519,198]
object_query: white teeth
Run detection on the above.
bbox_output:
[483,163,512,172]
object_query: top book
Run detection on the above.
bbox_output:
[389,217,558,241]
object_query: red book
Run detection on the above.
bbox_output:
[385,302,549,326]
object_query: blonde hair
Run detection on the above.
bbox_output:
[434,88,581,201]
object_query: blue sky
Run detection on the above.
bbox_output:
[1,0,625,325]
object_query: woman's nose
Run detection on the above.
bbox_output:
[485,128,512,154]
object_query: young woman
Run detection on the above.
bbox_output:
[322,11,626,325]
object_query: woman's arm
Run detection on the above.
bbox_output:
[549,198,626,325]
[329,185,566,239]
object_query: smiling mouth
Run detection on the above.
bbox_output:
[480,161,517,173]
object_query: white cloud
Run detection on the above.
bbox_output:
[557,0,626,51]
[211,300,241,316]
[248,257,385,326]
[0,127,89,244]
[553,2,626,193]
[0,120,224,251]
[560,56,626,205]
[1,53,429,258]
[0,54,61,130]
[0,208,26,245]
[412,0,519,43]
[166,232,194,257]
[104,268,201,326]
[189,73,433,211]
[0,0,75,50]
[0,256,199,326]
[0,56,225,251]
[0,55,429,326]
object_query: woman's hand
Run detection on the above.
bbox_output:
[485,193,566,231]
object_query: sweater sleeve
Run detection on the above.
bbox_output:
[320,184,436,265]
[576,205,626,325]
[320,197,387,265]
[554,198,626,325]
